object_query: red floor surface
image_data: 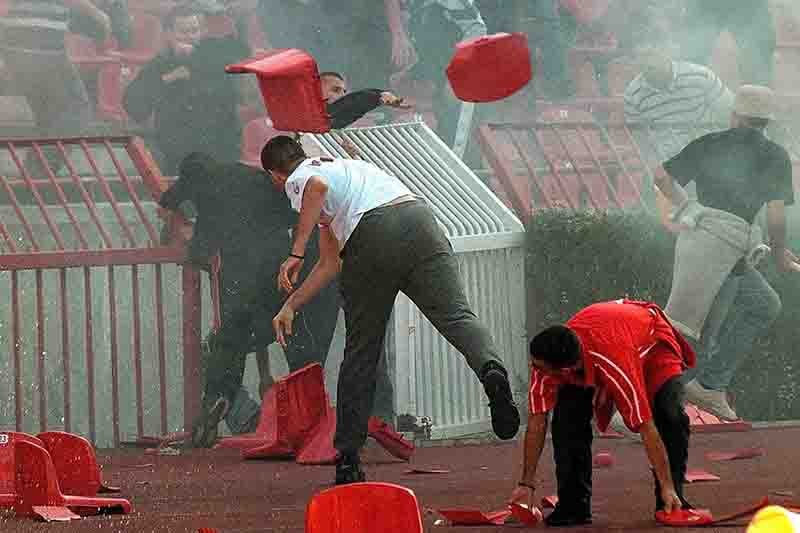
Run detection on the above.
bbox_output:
[2,426,798,532]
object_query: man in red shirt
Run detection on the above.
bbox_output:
[510,300,698,526]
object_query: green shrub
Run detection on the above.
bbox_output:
[525,209,800,421]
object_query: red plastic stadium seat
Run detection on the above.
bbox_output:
[447,33,532,103]
[115,12,164,68]
[305,483,423,533]
[226,49,331,133]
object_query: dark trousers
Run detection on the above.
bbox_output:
[202,272,341,409]
[334,201,502,456]
[682,0,775,86]
[552,377,690,514]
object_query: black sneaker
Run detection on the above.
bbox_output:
[335,455,366,485]
[481,363,520,440]
[545,505,592,527]
[190,397,229,448]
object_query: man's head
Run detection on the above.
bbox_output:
[529,325,582,374]
[260,135,307,189]
[165,5,207,49]
[731,84,774,131]
[632,42,673,90]
[320,71,348,104]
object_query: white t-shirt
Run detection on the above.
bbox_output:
[285,157,413,245]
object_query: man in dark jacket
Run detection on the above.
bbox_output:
[160,152,341,445]
[123,5,248,175]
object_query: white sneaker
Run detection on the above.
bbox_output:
[684,379,739,421]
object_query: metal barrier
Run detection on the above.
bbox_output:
[478,107,800,223]
[0,136,204,447]
[311,121,528,439]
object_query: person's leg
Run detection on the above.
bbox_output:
[681,1,724,67]
[728,0,775,86]
[333,246,401,483]
[549,384,594,526]
[399,203,519,440]
[682,273,740,385]
[526,0,575,99]
[255,350,273,400]
[698,267,781,392]
[651,376,691,511]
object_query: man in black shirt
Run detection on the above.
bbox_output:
[160,153,341,446]
[655,85,796,421]
[123,5,248,175]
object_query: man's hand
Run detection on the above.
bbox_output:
[341,138,361,159]
[272,303,295,348]
[510,484,534,509]
[278,256,304,293]
[380,91,411,109]
[162,66,191,84]
[660,486,682,514]
[774,247,800,273]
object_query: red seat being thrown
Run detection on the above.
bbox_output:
[226,49,331,133]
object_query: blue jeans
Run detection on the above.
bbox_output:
[690,266,781,391]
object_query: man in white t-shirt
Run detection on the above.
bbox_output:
[261,135,520,485]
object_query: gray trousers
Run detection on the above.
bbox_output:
[334,200,502,455]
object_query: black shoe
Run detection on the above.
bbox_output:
[481,363,520,440]
[545,505,592,527]
[335,455,366,485]
[190,397,229,448]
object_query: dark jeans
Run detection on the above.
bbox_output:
[682,0,775,86]
[334,200,502,455]
[201,271,340,412]
[552,377,690,514]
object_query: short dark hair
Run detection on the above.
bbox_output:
[319,71,345,82]
[529,325,581,369]
[260,135,307,174]
[165,4,202,31]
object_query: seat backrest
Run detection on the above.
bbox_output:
[227,49,330,133]
[305,482,423,533]
[14,439,64,515]
[37,431,101,497]
[0,432,45,506]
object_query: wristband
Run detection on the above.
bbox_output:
[518,481,535,490]
[290,253,305,260]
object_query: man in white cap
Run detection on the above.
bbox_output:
[654,85,796,421]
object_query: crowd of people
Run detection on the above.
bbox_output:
[1,0,797,526]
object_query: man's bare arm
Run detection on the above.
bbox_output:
[767,200,787,252]
[285,226,341,311]
[520,413,548,486]
[654,166,688,207]
[640,420,677,498]
[291,176,328,258]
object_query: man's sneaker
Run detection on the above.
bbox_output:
[190,397,229,448]
[544,505,592,527]
[481,363,520,440]
[335,455,366,485]
[684,379,738,421]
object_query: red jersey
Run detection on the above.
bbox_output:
[528,300,695,432]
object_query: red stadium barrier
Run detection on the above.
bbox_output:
[0,135,205,446]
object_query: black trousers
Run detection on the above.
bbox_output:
[552,376,690,514]
[334,201,502,456]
